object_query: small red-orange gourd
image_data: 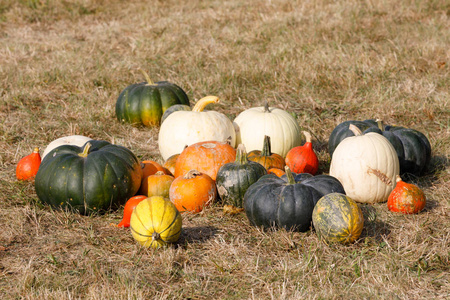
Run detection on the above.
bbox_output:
[16,147,41,180]
[387,176,426,214]
[169,170,216,213]
[114,195,147,228]
[285,131,319,175]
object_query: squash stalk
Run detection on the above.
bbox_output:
[261,135,272,157]
[235,144,249,165]
[139,69,155,85]
[302,131,312,144]
[192,96,219,112]
[78,143,92,158]
[264,101,270,113]
[348,124,363,136]
[152,232,161,242]
[184,169,201,179]
[376,119,385,131]
[284,166,296,185]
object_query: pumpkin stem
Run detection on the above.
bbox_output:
[264,101,270,112]
[152,232,161,241]
[192,96,219,112]
[78,142,92,158]
[139,69,155,85]
[235,144,248,165]
[261,135,272,157]
[375,119,385,131]
[395,175,402,183]
[155,171,165,176]
[184,169,201,179]
[284,166,296,185]
[302,131,312,144]
[33,147,40,153]
[348,124,363,136]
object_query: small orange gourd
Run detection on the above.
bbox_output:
[267,167,286,177]
[140,171,174,198]
[16,147,41,180]
[113,195,147,228]
[169,170,216,213]
[247,135,285,170]
[387,176,426,214]
[285,131,319,175]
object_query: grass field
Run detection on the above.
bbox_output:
[0,0,449,299]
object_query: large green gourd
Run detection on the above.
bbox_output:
[35,140,142,215]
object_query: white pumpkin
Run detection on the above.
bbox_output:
[42,135,92,160]
[233,103,302,157]
[329,125,400,203]
[158,96,236,160]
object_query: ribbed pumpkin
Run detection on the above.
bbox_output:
[174,140,236,181]
[233,102,302,157]
[387,175,426,214]
[216,144,267,208]
[163,154,179,176]
[130,196,182,249]
[16,147,41,181]
[138,160,171,194]
[328,119,431,175]
[330,125,400,203]
[35,140,142,215]
[285,131,319,175]
[115,71,189,127]
[169,170,216,213]
[247,135,285,171]
[158,96,236,160]
[312,193,364,244]
[244,167,345,232]
[42,135,92,160]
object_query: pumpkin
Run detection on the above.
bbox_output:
[169,170,216,213]
[140,171,174,198]
[161,104,191,123]
[244,166,345,232]
[42,135,92,160]
[115,70,190,127]
[312,193,364,244]
[163,154,179,176]
[113,195,147,228]
[138,160,171,194]
[158,96,236,160]
[35,140,142,215]
[387,175,426,214]
[233,102,302,157]
[267,167,285,177]
[216,144,267,208]
[285,131,319,175]
[16,147,41,181]
[328,119,431,175]
[247,135,285,170]
[130,196,182,249]
[329,125,400,203]
[174,140,236,181]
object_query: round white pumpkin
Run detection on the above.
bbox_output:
[42,135,92,160]
[158,96,236,161]
[233,103,302,157]
[329,125,400,203]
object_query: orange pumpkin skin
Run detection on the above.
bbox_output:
[388,176,426,214]
[115,195,147,228]
[174,140,236,181]
[285,131,319,175]
[141,160,170,177]
[169,170,217,213]
[139,171,174,198]
[16,147,41,180]
[163,154,179,176]
[247,135,285,170]
[268,168,286,177]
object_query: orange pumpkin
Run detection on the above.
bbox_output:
[268,167,286,177]
[113,195,147,228]
[169,170,216,213]
[285,131,319,175]
[163,154,179,176]
[139,171,174,198]
[387,175,426,214]
[16,147,41,181]
[174,140,236,181]
[247,135,285,170]
[141,160,170,177]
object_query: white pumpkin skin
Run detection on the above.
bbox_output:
[42,135,92,160]
[158,96,236,161]
[329,126,400,203]
[233,104,302,158]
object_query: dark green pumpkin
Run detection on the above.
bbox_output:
[216,144,267,208]
[161,104,191,124]
[35,140,142,215]
[328,119,431,176]
[312,193,364,244]
[115,73,189,127]
[244,167,345,232]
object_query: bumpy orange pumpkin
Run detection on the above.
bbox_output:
[169,170,217,213]
[16,147,41,181]
[174,140,236,181]
[387,176,426,214]
[247,135,285,170]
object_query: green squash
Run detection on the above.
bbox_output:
[35,140,142,215]
[115,71,189,127]
[312,193,364,244]
[216,144,267,208]
[328,119,431,176]
[244,167,345,232]
[160,104,191,124]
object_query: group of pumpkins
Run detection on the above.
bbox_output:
[16,74,430,248]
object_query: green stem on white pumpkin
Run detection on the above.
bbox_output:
[261,135,272,157]
[235,144,249,165]
[192,96,219,112]
[139,69,155,85]
[375,119,385,131]
[302,131,312,143]
[78,143,92,158]
[284,166,296,185]
[348,124,363,136]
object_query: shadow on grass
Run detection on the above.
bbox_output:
[177,225,219,247]
[359,205,391,243]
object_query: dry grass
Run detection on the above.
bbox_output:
[0,0,449,299]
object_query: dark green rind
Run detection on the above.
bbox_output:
[160,104,191,124]
[34,140,142,215]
